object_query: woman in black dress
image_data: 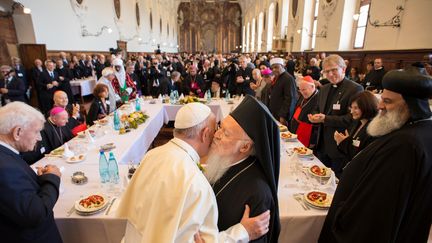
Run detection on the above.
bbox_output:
[86,83,110,126]
[334,91,378,168]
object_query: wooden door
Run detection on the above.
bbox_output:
[19,44,47,108]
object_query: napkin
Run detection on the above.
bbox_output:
[63,143,74,158]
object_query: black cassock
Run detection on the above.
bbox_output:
[41,120,74,154]
[319,120,432,243]
[213,156,275,243]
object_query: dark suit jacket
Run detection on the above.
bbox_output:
[0,145,62,243]
[37,70,60,113]
[160,79,182,96]
[235,67,255,96]
[0,76,26,104]
[313,79,364,159]
[182,75,205,97]
[269,71,298,121]
[30,67,44,91]
[338,120,375,167]
[86,98,110,126]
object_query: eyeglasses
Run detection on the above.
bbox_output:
[322,67,340,75]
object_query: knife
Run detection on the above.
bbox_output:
[105,197,117,215]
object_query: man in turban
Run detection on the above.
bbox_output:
[319,69,432,242]
[111,58,137,103]
[205,95,281,242]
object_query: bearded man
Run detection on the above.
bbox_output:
[205,95,281,242]
[319,69,432,242]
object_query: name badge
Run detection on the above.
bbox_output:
[366,82,371,86]
[333,103,341,110]
[245,76,250,80]
[106,100,110,105]
[352,139,360,147]
[18,73,23,77]
[167,71,171,77]
[203,74,207,80]
[40,146,46,154]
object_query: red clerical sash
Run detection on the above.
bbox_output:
[293,106,313,147]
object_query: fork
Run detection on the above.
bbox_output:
[66,204,75,217]
[293,193,310,210]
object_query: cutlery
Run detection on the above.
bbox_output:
[293,193,310,210]
[105,197,117,215]
[66,204,75,217]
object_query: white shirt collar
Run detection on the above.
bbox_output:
[0,140,19,155]
[170,137,200,163]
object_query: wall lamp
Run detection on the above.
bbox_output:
[297,27,327,38]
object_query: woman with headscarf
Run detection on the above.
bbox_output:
[111,58,137,103]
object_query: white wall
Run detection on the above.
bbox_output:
[18,0,178,53]
[242,0,432,52]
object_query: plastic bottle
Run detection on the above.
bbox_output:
[113,110,120,131]
[135,97,141,111]
[108,152,120,184]
[99,151,110,183]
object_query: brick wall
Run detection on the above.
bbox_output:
[0,11,18,66]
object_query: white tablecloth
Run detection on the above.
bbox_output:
[31,99,348,243]
[70,78,96,96]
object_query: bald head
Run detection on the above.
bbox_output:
[298,80,316,99]
[53,91,69,108]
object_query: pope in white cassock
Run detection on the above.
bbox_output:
[117,103,267,243]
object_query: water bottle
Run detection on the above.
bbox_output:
[135,97,141,111]
[206,89,211,103]
[169,91,175,104]
[113,110,120,131]
[225,90,230,101]
[108,152,120,184]
[174,90,179,101]
[99,151,110,183]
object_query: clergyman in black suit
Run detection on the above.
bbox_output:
[308,55,363,177]
[0,102,62,243]
[36,60,60,114]
[55,59,75,103]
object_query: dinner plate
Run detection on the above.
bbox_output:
[308,165,331,178]
[65,154,86,164]
[293,147,313,157]
[280,132,298,141]
[303,191,333,209]
[75,194,108,214]
[278,125,288,132]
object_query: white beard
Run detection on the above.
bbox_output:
[204,151,234,185]
[367,105,410,137]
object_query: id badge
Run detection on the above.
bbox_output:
[18,73,23,77]
[352,139,360,147]
[333,103,341,110]
[245,76,250,80]
[204,74,207,80]
[167,71,171,77]
[40,146,46,154]
[366,82,371,86]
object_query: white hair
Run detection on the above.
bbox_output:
[0,102,45,134]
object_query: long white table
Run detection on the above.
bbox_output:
[32,98,340,243]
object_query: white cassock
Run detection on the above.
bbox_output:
[117,138,249,243]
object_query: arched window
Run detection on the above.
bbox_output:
[246,22,250,52]
[267,3,275,52]
[251,18,256,52]
[257,12,264,52]
[242,25,246,52]
[354,0,371,48]
[311,0,320,49]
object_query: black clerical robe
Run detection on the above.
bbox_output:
[213,156,276,242]
[319,120,432,243]
[41,120,74,154]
